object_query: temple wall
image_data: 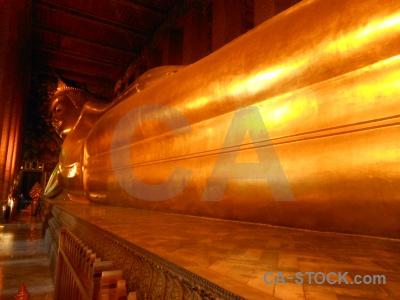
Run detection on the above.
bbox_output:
[0,0,31,210]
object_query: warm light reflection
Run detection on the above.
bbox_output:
[326,12,400,53]
[375,54,400,86]
[186,96,211,110]
[271,105,291,124]
[87,193,107,201]
[63,129,72,136]
[7,197,13,208]
[355,12,400,40]
[0,232,15,255]
[349,55,400,107]
[256,91,317,133]
[228,58,307,97]
[60,162,81,178]
[229,68,285,96]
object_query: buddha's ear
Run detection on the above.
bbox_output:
[49,76,67,114]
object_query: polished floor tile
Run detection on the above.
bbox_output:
[0,216,54,300]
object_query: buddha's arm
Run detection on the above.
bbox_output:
[44,163,63,198]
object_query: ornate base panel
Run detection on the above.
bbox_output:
[41,201,244,300]
[40,200,400,300]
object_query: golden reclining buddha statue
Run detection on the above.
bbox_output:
[45,0,400,239]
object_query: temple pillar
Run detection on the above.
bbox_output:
[211,0,242,51]
[275,0,300,15]
[161,29,183,65]
[0,0,31,206]
[182,4,210,64]
[254,0,275,26]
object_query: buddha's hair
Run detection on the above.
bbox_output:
[52,87,95,110]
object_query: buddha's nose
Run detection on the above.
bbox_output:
[51,116,59,127]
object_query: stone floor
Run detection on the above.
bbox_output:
[0,215,54,300]
[48,201,400,300]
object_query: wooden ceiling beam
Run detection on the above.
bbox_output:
[33,66,115,84]
[33,24,141,54]
[33,60,121,82]
[35,0,151,37]
[115,0,169,15]
[34,46,129,68]
[33,28,138,65]
[150,0,188,47]
[32,66,116,99]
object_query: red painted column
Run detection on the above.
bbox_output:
[161,29,183,65]
[211,0,242,52]
[275,0,300,15]
[183,4,211,64]
[168,29,184,65]
[254,0,275,26]
[0,0,31,205]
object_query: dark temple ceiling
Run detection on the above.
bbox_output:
[32,0,183,96]
[27,0,187,168]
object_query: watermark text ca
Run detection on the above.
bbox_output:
[111,104,294,202]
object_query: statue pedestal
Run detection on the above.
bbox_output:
[41,199,400,300]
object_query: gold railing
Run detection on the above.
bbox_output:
[55,228,136,300]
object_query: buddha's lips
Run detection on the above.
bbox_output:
[53,121,62,131]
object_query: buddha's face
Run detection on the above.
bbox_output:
[50,95,81,139]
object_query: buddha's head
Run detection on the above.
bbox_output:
[50,87,92,139]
